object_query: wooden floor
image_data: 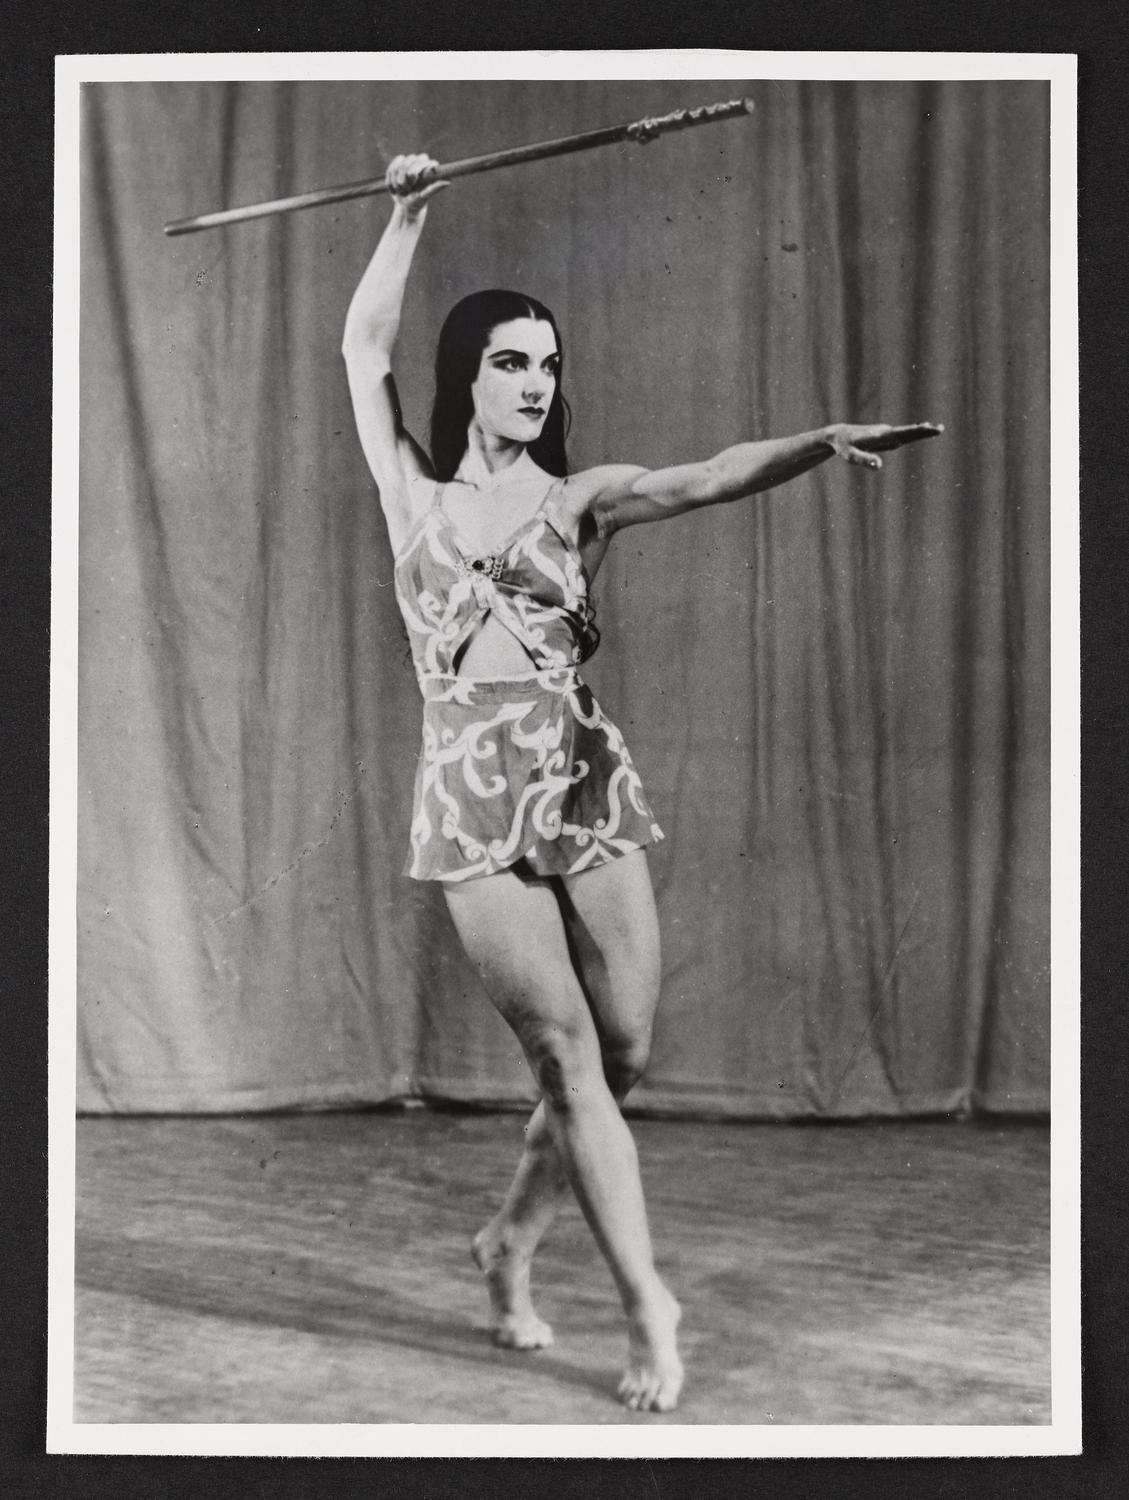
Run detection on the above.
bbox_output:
[73,1111,1050,1426]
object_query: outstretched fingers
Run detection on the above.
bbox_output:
[831,420,944,470]
[859,421,945,452]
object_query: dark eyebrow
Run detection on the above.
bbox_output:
[488,348,560,363]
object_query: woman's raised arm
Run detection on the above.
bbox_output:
[567,423,943,540]
[341,154,448,554]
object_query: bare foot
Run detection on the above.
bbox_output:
[618,1281,683,1412]
[472,1225,553,1350]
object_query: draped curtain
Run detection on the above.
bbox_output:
[76,78,1050,1115]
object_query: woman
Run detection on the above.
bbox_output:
[342,154,940,1413]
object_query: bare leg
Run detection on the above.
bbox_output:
[472,852,662,1351]
[471,1100,565,1348]
[445,854,682,1412]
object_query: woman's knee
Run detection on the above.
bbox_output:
[526,1021,602,1111]
[602,1021,654,1099]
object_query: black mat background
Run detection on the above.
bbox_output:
[2,5,1123,1496]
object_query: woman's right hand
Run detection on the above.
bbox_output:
[386,153,449,219]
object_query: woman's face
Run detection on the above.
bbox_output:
[469,318,560,446]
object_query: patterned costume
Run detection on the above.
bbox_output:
[393,467,663,881]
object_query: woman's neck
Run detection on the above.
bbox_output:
[454,422,530,489]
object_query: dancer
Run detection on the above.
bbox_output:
[342,153,940,1412]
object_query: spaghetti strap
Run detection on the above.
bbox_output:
[537,474,565,518]
[539,478,585,561]
[539,483,566,525]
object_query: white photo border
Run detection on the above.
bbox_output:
[48,48,1080,1460]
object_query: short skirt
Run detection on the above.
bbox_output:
[406,668,664,883]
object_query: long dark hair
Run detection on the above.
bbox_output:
[429,290,572,482]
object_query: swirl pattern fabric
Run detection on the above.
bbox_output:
[394,480,663,881]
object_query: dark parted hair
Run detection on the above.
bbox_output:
[429,289,571,482]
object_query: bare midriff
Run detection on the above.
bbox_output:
[455,614,542,678]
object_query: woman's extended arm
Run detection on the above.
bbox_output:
[568,422,943,539]
[341,154,447,553]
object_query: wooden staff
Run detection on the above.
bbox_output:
[163,96,754,236]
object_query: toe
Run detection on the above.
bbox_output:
[657,1371,683,1412]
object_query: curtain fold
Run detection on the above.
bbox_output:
[76,79,1050,1116]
